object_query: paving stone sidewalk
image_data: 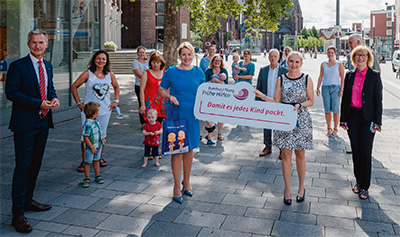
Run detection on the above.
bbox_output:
[1,57,400,236]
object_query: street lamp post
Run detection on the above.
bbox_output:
[336,0,340,60]
[392,7,395,59]
[373,15,375,45]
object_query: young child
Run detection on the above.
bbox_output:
[82,102,106,188]
[231,54,246,79]
[142,109,162,167]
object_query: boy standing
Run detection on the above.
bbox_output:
[82,102,106,187]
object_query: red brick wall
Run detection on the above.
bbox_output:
[370,12,396,38]
[141,0,156,48]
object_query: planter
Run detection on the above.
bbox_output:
[104,46,116,52]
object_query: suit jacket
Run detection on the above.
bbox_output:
[5,55,57,133]
[340,67,382,125]
[256,65,288,100]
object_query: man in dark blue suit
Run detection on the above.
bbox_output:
[5,29,60,233]
[256,49,288,158]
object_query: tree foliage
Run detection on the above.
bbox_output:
[163,0,292,66]
[178,0,293,38]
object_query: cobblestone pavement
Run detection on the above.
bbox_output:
[1,54,399,236]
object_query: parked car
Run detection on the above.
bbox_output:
[392,50,400,72]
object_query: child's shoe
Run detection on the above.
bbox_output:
[95,175,105,184]
[82,178,90,188]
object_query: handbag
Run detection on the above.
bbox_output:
[162,105,189,155]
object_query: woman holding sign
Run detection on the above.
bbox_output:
[255,51,314,206]
[204,55,228,141]
[158,42,205,204]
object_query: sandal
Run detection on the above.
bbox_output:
[99,159,107,167]
[327,128,333,136]
[217,134,224,141]
[332,129,338,137]
[95,175,105,184]
[358,189,369,199]
[77,162,85,172]
[352,184,360,194]
[82,178,90,188]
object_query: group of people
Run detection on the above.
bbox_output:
[4,29,382,233]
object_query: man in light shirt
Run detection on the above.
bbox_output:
[256,49,288,157]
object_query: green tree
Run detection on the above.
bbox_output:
[162,0,293,66]
[223,31,233,45]
[190,32,203,49]
[300,28,309,38]
[310,26,319,38]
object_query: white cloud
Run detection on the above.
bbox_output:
[300,0,395,30]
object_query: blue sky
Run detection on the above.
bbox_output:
[300,0,395,29]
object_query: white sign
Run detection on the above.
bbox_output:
[194,82,297,131]
[182,23,187,39]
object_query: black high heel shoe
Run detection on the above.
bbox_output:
[283,191,292,206]
[296,189,305,203]
[283,197,292,205]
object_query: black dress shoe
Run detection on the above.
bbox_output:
[24,200,52,212]
[12,215,32,233]
[296,189,305,203]
[283,197,292,205]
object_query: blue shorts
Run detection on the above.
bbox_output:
[85,145,102,164]
[321,85,341,113]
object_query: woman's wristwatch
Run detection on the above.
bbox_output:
[113,100,119,103]
[76,101,83,106]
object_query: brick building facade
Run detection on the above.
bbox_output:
[121,0,190,49]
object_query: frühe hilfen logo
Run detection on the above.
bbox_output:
[233,88,249,100]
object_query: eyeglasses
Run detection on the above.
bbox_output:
[355,54,368,58]
[214,60,222,62]
[243,52,250,55]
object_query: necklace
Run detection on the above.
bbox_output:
[98,72,103,77]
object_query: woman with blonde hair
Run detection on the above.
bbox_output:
[255,51,314,205]
[340,45,382,200]
[158,42,205,204]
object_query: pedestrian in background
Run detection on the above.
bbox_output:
[71,50,120,172]
[280,46,292,68]
[158,42,205,204]
[255,51,314,206]
[224,48,229,61]
[316,46,345,137]
[6,29,60,233]
[233,49,255,84]
[200,45,216,72]
[256,49,288,158]
[132,46,149,127]
[340,45,383,200]
[81,102,106,188]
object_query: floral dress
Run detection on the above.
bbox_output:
[144,70,167,119]
[274,73,313,150]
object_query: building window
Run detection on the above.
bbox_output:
[387,29,392,35]
[157,2,165,14]
[387,21,392,27]
[157,15,164,27]
[387,12,392,18]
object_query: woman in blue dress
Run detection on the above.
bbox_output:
[158,42,205,204]
[233,49,255,84]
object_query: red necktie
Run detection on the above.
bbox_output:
[38,60,48,116]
